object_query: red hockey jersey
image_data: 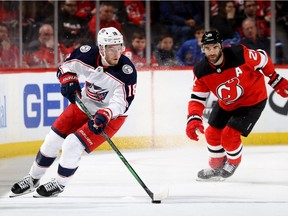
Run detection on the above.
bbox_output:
[189,44,275,116]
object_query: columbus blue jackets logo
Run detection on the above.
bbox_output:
[122,64,133,74]
[80,45,91,53]
[85,81,108,102]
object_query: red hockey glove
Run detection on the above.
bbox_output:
[88,109,111,134]
[268,72,288,98]
[186,115,204,141]
[59,72,81,104]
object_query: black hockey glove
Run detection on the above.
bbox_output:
[59,72,81,104]
[88,109,111,135]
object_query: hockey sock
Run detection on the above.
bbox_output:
[221,126,242,165]
[56,164,78,186]
[205,126,226,168]
[29,151,56,179]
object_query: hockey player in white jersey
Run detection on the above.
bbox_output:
[10,27,137,197]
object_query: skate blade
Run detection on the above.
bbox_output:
[196,176,225,182]
[33,194,58,198]
[33,193,59,198]
[9,189,35,198]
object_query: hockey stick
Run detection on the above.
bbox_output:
[75,94,168,203]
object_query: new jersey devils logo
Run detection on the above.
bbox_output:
[216,78,243,104]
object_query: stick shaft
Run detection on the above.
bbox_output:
[100,131,154,199]
[75,95,154,200]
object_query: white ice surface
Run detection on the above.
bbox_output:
[1,144,288,216]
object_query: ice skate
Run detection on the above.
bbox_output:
[220,161,239,178]
[196,168,224,181]
[34,179,64,198]
[10,175,39,198]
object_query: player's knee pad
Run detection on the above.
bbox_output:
[59,133,85,169]
[205,126,222,146]
[35,151,56,167]
[40,130,65,158]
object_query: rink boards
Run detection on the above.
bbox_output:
[0,67,287,158]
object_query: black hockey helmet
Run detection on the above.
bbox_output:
[201,31,223,45]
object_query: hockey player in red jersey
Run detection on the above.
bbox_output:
[10,27,137,197]
[186,30,288,181]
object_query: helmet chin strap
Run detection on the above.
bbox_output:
[101,55,111,66]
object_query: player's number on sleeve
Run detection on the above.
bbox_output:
[128,84,136,97]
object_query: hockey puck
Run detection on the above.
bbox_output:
[152,200,161,204]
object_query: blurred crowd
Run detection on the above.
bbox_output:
[0,0,288,69]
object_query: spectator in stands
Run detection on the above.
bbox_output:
[276,1,288,63]
[210,1,241,41]
[153,34,179,66]
[210,0,243,19]
[124,0,146,28]
[240,18,284,64]
[88,2,122,38]
[238,0,270,38]
[0,1,36,47]
[176,25,204,66]
[34,1,55,25]
[120,0,145,46]
[23,24,66,68]
[222,32,241,48]
[250,1,271,24]
[276,1,288,32]
[123,30,158,67]
[0,22,19,68]
[121,1,161,49]
[75,1,96,20]
[58,0,93,49]
[159,1,204,48]
[0,1,18,43]
[35,1,96,25]
[210,0,219,17]
[0,1,18,25]
[22,1,37,46]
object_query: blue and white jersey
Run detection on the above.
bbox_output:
[57,45,137,118]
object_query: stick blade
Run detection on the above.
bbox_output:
[152,186,169,201]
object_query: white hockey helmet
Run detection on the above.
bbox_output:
[97,27,124,48]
